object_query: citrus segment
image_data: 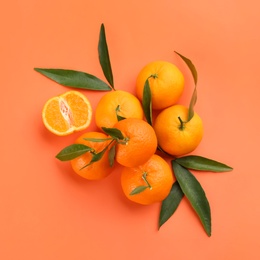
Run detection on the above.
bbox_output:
[42,91,92,136]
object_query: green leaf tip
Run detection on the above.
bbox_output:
[174,51,198,121]
[159,181,184,229]
[175,155,233,172]
[98,23,115,90]
[174,51,198,85]
[172,161,211,236]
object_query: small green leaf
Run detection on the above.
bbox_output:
[98,23,114,90]
[172,161,211,236]
[142,79,153,125]
[81,147,107,170]
[175,155,233,172]
[91,149,107,164]
[159,181,184,229]
[34,68,111,91]
[56,144,93,161]
[130,185,148,195]
[116,105,126,121]
[101,127,124,140]
[83,137,113,142]
[108,145,116,167]
[174,51,198,121]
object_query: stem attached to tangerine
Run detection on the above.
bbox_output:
[178,116,186,131]
[142,172,152,190]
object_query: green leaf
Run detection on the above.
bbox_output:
[130,185,148,195]
[108,144,116,167]
[98,23,114,90]
[174,51,198,121]
[175,51,197,85]
[142,79,153,125]
[101,127,124,140]
[81,147,107,170]
[116,105,126,121]
[175,155,233,172]
[34,68,111,91]
[159,181,184,229]
[83,137,113,142]
[172,161,211,236]
[55,144,93,161]
[187,86,197,121]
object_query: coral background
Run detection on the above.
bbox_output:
[1,0,260,259]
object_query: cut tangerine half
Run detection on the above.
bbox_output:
[42,90,92,136]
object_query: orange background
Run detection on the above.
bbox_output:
[1,0,260,259]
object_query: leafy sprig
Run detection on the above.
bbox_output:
[55,127,128,169]
[34,24,114,91]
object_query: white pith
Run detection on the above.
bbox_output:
[59,98,73,126]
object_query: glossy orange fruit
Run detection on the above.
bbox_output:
[153,105,203,156]
[95,90,144,130]
[120,154,174,205]
[42,90,92,136]
[70,132,114,180]
[113,118,157,167]
[136,61,185,110]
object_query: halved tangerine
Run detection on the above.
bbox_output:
[42,90,92,136]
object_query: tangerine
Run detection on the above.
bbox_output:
[113,118,157,167]
[136,61,185,110]
[95,90,143,130]
[153,105,203,156]
[42,90,92,136]
[120,154,174,205]
[70,132,113,180]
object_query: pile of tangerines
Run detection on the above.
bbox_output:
[42,60,202,205]
[37,24,232,235]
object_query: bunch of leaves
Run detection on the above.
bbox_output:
[56,126,128,168]
[35,23,233,237]
[143,52,233,236]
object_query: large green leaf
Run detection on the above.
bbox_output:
[159,181,184,229]
[56,144,93,161]
[142,79,153,126]
[175,155,233,172]
[34,68,111,91]
[172,161,211,236]
[98,23,114,90]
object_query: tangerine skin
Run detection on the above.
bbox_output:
[154,105,203,156]
[114,118,158,168]
[136,61,185,110]
[70,132,114,180]
[95,90,144,130]
[121,154,174,205]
